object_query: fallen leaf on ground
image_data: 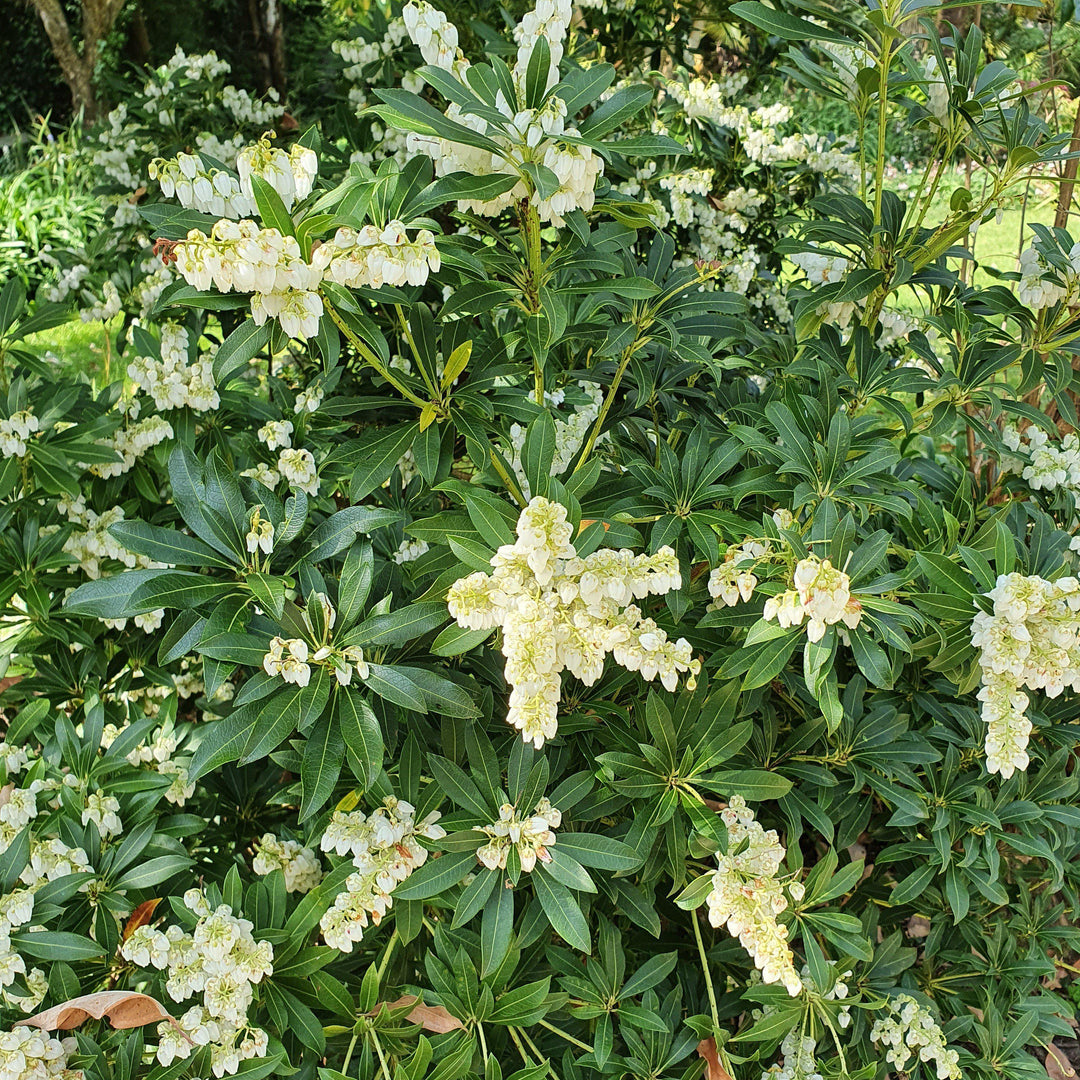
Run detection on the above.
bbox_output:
[17,992,181,1032]
[697,1038,733,1080]
[1046,1041,1076,1080]
[371,995,464,1033]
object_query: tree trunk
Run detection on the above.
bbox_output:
[247,0,287,94]
[27,0,129,122]
[28,0,98,118]
[1054,105,1080,230]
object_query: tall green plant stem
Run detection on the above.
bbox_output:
[692,911,721,1033]
[518,200,546,401]
[324,301,428,409]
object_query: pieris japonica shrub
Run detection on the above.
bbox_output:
[3,0,1080,1078]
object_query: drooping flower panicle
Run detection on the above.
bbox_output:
[447,497,697,748]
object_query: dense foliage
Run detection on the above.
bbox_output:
[3,1,1080,1079]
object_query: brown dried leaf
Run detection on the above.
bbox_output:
[122,898,162,942]
[278,112,300,132]
[17,992,180,1032]
[0,783,13,808]
[1046,1041,1076,1080]
[372,995,464,1033]
[697,1038,733,1080]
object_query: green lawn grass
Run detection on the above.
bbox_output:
[21,316,124,384]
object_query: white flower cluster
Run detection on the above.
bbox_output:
[448,497,696,748]
[970,572,1080,779]
[870,995,961,1080]
[709,539,770,609]
[764,554,863,643]
[400,2,603,225]
[507,384,604,499]
[241,463,280,490]
[101,722,196,806]
[173,220,323,341]
[277,447,319,495]
[403,2,459,69]
[88,415,173,478]
[294,385,323,414]
[393,537,430,564]
[236,134,318,212]
[57,500,168,580]
[0,1027,81,1080]
[263,596,368,687]
[0,884,44,1013]
[262,637,313,686]
[80,280,121,323]
[1002,423,1080,505]
[319,798,445,952]
[312,223,441,289]
[149,153,257,219]
[123,890,273,1078]
[666,81,857,178]
[245,508,275,557]
[127,322,220,413]
[41,257,90,304]
[1017,241,1080,311]
[258,419,293,451]
[0,410,40,459]
[923,56,950,124]
[475,798,561,872]
[82,789,123,838]
[705,796,802,996]
[221,85,283,128]
[790,250,850,286]
[252,833,323,893]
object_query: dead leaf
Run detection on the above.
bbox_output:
[278,112,299,132]
[697,1038,733,1080]
[906,916,931,939]
[0,783,12,808]
[371,995,464,1033]
[17,992,182,1033]
[1046,1041,1076,1080]
[122,898,162,942]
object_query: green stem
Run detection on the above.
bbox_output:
[489,449,526,507]
[573,335,644,473]
[508,1026,538,1067]
[396,305,439,398]
[519,201,545,401]
[342,1032,360,1076]
[692,911,721,1034]
[537,1019,593,1052]
[477,1022,490,1067]
[872,32,894,240]
[518,1027,560,1080]
[375,928,399,982]
[324,300,428,409]
[370,1028,394,1080]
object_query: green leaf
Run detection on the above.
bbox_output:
[579,85,653,139]
[348,424,420,501]
[337,542,374,631]
[705,769,793,801]
[480,883,515,977]
[729,2,854,44]
[305,507,401,562]
[113,855,194,890]
[10,931,105,961]
[554,834,639,872]
[351,602,448,646]
[251,175,296,237]
[336,689,383,790]
[213,319,272,383]
[392,852,476,900]
[300,714,345,822]
[533,872,590,952]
